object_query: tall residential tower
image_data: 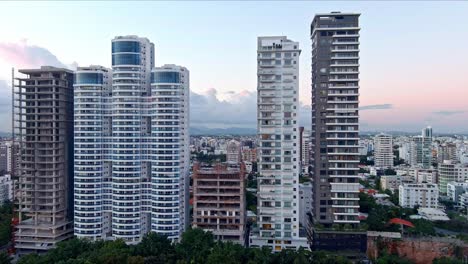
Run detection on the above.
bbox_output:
[74,36,189,243]
[309,12,367,254]
[374,133,394,168]
[311,13,361,226]
[13,67,74,254]
[251,36,308,251]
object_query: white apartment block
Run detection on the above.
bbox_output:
[399,183,439,209]
[74,36,189,243]
[374,133,393,168]
[409,168,438,184]
[251,36,308,251]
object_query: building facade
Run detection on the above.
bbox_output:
[299,127,311,174]
[374,133,393,168]
[13,66,74,254]
[251,36,308,251]
[311,12,361,226]
[74,36,189,243]
[437,143,457,164]
[226,140,241,164]
[192,163,246,245]
[399,183,439,209]
[299,183,313,227]
[437,160,468,195]
[0,174,13,205]
[446,181,468,204]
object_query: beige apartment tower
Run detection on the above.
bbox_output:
[13,66,74,254]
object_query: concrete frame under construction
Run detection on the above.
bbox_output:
[13,66,74,255]
[192,162,246,245]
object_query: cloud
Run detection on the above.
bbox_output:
[191,89,257,127]
[432,110,466,116]
[0,40,67,69]
[360,104,393,111]
[191,88,312,128]
[0,80,11,130]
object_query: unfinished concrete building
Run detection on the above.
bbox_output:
[13,66,74,254]
[192,163,246,245]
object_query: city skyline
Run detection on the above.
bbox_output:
[1,2,468,133]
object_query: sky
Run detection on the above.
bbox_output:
[0,1,467,133]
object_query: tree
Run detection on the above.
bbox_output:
[359,192,377,213]
[133,232,176,263]
[206,242,246,264]
[383,168,397,175]
[0,252,12,264]
[0,201,13,247]
[175,228,215,263]
[432,257,463,264]
[246,247,274,264]
[407,219,435,236]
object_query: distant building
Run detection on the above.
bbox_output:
[380,175,399,193]
[417,208,449,221]
[409,127,433,169]
[446,181,468,204]
[241,147,257,163]
[244,161,253,173]
[0,144,7,173]
[459,193,468,209]
[299,183,312,227]
[0,174,13,205]
[226,140,241,164]
[410,168,438,184]
[437,143,457,164]
[399,183,439,209]
[299,128,311,174]
[192,163,246,245]
[374,133,393,168]
[438,160,468,195]
[380,174,413,193]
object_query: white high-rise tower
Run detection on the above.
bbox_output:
[374,133,394,168]
[250,36,308,251]
[74,36,189,243]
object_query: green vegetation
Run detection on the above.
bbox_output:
[383,168,397,175]
[15,228,354,264]
[432,257,464,264]
[299,175,311,184]
[359,179,371,189]
[360,155,374,166]
[0,201,12,247]
[360,192,430,234]
[246,173,257,189]
[246,191,257,213]
[374,253,413,264]
[434,218,468,233]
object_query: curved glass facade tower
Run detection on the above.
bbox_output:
[150,65,190,240]
[110,36,154,243]
[74,36,189,243]
[74,66,111,240]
